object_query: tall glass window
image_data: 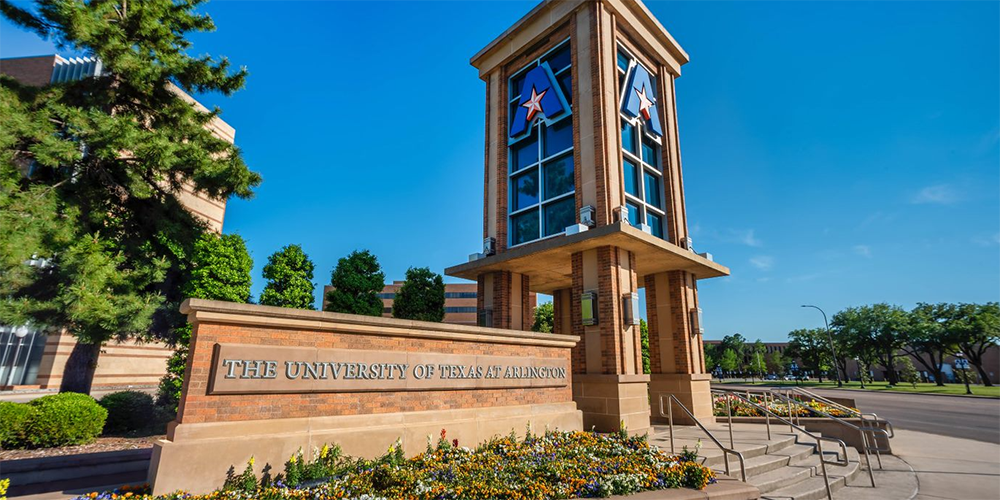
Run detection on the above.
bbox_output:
[507,40,575,246]
[617,45,667,240]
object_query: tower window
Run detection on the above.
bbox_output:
[617,45,667,240]
[506,39,574,247]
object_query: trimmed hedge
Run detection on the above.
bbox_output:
[26,392,107,448]
[0,401,34,448]
[99,390,155,434]
[0,392,107,449]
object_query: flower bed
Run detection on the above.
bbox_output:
[75,430,715,500]
[712,394,858,418]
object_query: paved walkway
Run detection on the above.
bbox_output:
[893,429,999,500]
[0,387,155,403]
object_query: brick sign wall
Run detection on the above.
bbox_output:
[150,299,582,494]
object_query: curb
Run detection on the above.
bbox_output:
[711,383,999,399]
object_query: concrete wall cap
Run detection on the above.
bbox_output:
[180,298,580,347]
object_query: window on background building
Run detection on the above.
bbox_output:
[445,307,478,314]
[444,292,477,299]
[507,39,575,247]
[617,45,667,241]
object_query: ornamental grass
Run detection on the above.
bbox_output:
[74,429,714,500]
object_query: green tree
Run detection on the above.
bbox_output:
[639,319,650,374]
[765,350,786,376]
[391,267,445,322]
[157,233,252,409]
[704,342,719,374]
[748,340,767,381]
[324,250,384,316]
[259,244,315,310]
[903,303,959,386]
[952,302,999,387]
[532,302,554,333]
[897,357,920,388]
[787,328,832,382]
[719,348,739,377]
[0,0,260,393]
[832,304,908,385]
[718,333,747,374]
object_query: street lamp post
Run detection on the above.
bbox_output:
[955,352,973,395]
[801,305,843,387]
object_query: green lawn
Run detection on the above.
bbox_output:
[713,379,1000,398]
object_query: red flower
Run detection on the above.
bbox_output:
[441,428,447,440]
[453,439,459,447]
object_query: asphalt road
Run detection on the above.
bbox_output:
[812,387,1000,444]
[718,384,1000,444]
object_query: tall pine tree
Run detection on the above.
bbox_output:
[0,0,260,392]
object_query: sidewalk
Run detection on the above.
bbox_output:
[0,386,155,403]
[895,429,1000,499]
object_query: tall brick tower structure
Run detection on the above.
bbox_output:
[446,0,729,434]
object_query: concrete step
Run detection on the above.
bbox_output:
[759,448,863,500]
[654,434,800,468]
[721,443,817,478]
[2,448,151,497]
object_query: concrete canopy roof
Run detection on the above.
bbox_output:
[445,222,729,295]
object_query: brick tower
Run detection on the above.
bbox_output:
[446,0,729,434]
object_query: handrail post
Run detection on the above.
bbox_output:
[861,428,876,487]
[817,440,833,500]
[787,392,794,432]
[725,394,735,448]
[668,397,675,455]
[763,391,771,440]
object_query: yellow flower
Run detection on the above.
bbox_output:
[248,456,255,467]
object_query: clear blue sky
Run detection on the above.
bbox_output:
[3,1,998,342]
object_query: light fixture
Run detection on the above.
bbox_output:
[622,292,639,325]
[581,291,598,326]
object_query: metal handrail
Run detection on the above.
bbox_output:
[766,389,886,487]
[712,390,849,466]
[712,389,850,500]
[777,389,893,453]
[789,387,895,438]
[658,394,748,482]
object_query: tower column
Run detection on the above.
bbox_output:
[645,271,714,424]
[477,271,532,330]
[568,246,650,435]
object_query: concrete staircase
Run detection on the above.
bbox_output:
[649,423,866,500]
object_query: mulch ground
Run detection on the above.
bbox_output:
[0,434,163,461]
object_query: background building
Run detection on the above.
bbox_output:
[322,282,535,327]
[0,54,235,391]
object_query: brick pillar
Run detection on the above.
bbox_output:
[477,270,532,330]
[569,246,650,435]
[644,271,713,425]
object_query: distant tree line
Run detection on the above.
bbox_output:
[704,335,778,382]
[802,302,998,386]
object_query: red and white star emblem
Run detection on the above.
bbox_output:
[634,84,655,120]
[522,86,547,122]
